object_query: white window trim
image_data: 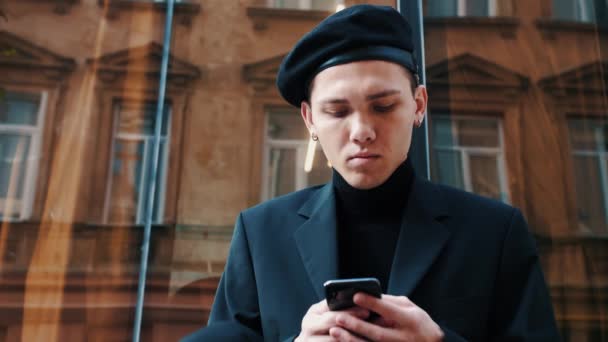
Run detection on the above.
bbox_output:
[433,115,510,203]
[0,90,47,221]
[267,0,342,10]
[458,0,498,16]
[102,102,171,225]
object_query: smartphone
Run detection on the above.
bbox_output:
[323,277,382,311]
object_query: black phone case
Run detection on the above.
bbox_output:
[324,278,382,311]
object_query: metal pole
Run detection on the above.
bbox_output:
[131,1,175,341]
[397,0,430,179]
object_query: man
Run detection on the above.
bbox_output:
[184,4,559,341]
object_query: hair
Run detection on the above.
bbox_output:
[305,65,419,104]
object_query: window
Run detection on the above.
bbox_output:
[553,0,608,23]
[426,0,498,17]
[0,91,46,220]
[103,100,170,225]
[568,118,608,234]
[262,109,332,200]
[430,116,509,202]
[267,0,344,11]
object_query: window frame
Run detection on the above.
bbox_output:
[552,0,607,23]
[0,90,48,221]
[431,114,510,203]
[566,118,608,235]
[427,0,498,17]
[265,0,343,11]
[261,108,329,200]
[102,100,172,225]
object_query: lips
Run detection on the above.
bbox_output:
[348,152,380,160]
[347,152,380,166]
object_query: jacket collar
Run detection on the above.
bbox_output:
[294,176,450,300]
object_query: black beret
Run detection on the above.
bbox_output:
[276,4,418,107]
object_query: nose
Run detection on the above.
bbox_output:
[349,112,376,144]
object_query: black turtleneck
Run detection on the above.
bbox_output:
[333,158,414,292]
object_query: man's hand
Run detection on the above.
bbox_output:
[295,299,371,342]
[328,293,444,342]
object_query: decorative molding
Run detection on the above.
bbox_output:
[535,19,608,40]
[424,16,520,39]
[98,0,201,26]
[0,30,76,82]
[242,54,285,94]
[246,6,330,30]
[538,60,608,113]
[426,52,529,105]
[86,41,202,88]
[24,0,80,15]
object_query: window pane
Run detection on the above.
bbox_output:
[469,154,502,200]
[431,117,457,146]
[433,150,465,188]
[427,0,458,16]
[0,134,31,214]
[268,148,296,197]
[268,110,309,140]
[117,102,169,136]
[572,155,607,234]
[568,118,600,151]
[152,140,168,222]
[457,119,499,147]
[553,0,602,22]
[273,0,302,9]
[553,0,575,19]
[0,91,40,126]
[311,0,340,11]
[107,139,144,223]
[466,0,490,16]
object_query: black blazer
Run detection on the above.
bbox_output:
[184,176,559,341]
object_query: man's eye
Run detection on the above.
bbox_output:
[373,104,395,113]
[325,109,349,117]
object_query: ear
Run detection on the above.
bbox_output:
[300,101,315,134]
[413,85,428,124]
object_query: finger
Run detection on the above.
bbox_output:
[304,311,341,335]
[341,307,371,320]
[307,336,338,342]
[308,299,331,316]
[381,294,414,307]
[329,327,367,342]
[368,315,397,328]
[335,312,394,342]
[352,293,403,320]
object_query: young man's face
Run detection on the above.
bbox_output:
[301,60,427,189]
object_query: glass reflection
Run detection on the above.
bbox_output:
[0,0,606,341]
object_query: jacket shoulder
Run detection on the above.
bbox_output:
[241,184,326,221]
[434,182,518,220]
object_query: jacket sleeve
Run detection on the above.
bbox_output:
[181,213,265,342]
[489,208,561,341]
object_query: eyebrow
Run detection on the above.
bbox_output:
[319,89,402,105]
[366,89,401,101]
[320,98,349,105]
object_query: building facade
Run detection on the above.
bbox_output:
[0,0,606,340]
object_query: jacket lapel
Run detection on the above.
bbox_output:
[387,176,451,296]
[294,184,339,300]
